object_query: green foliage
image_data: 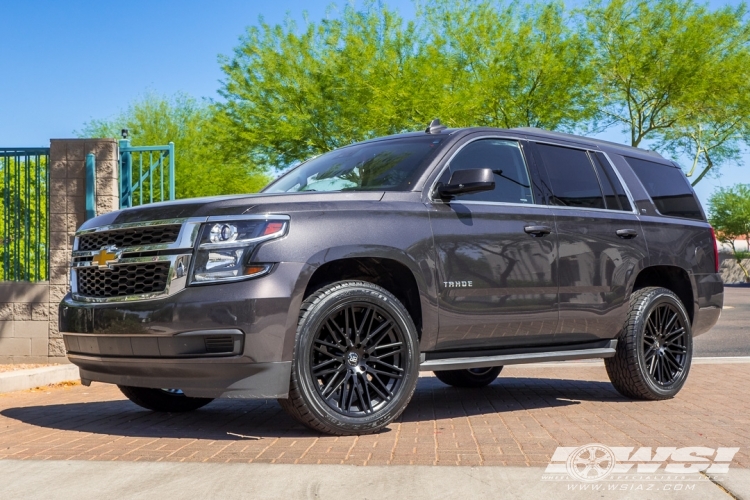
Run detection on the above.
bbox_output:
[708,184,750,280]
[215,0,598,170]
[0,154,48,282]
[79,92,270,199]
[583,0,750,183]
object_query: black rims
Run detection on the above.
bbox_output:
[311,303,406,416]
[641,303,688,386]
[279,281,420,435]
[605,286,693,400]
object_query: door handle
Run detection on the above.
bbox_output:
[616,229,638,239]
[524,225,552,237]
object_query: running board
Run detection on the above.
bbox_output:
[420,340,618,372]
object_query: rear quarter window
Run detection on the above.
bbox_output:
[624,156,704,220]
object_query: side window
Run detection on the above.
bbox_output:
[624,156,704,220]
[439,139,534,204]
[590,152,633,212]
[536,144,605,209]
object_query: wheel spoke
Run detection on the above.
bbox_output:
[326,319,349,347]
[313,345,342,360]
[368,367,404,379]
[354,307,372,346]
[648,354,657,376]
[361,319,392,348]
[369,372,394,398]
[663,351,681,373]
[312,357,339,372]
[321,368,347,399]
[369,358,404,373]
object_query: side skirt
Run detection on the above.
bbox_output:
[420,340,617,372]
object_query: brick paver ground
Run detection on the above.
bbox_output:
[0,364,748,468]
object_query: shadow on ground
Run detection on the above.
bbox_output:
[1,376,627,440]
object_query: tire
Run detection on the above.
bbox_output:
[278,280,420,435]
[434,366,503,388]
[605,286,693,400]
[118,386,214,412]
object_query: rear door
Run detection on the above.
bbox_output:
[528,142,648,341]
[428,135,559,350]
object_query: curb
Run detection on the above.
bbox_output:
[0,365,80,394]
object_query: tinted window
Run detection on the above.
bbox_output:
[536,144,604,209]
[591,152,633,212]
[265,136,446,193]
[441,139,534,204]
[624,157,704,220]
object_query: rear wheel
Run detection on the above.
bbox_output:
[434,366,503,388]
[605,287,692,400]
[118,386,214,412]
[279,280,420,435]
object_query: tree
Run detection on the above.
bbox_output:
[215,0,598,172]
[215,2,426,169]
[79,92,270,199]
[708,184,750,282]
[420,0,597,130]
[583,0,750,184]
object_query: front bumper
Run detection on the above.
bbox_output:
[60,262,307,398]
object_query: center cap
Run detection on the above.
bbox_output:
[346,352,359,366]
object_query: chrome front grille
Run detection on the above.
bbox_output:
[77,224,182,251]
[76,262,171,298]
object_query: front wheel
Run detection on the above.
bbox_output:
[434,366,503,388]
[605,287,693,400]
[279,281,420,435]
[118,386,214,412]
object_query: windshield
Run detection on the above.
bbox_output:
[263,136,447,193]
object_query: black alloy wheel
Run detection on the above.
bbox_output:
[606,286,693,400]
[279,281,420,435]
[641,302,688,386]
[311,302,406,416]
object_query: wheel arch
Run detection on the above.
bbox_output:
[631,265,695,324]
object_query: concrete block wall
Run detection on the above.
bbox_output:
[0,139,118,363]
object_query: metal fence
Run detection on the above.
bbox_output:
[119,139,175,209]
[0,148,49,282]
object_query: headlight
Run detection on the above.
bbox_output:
[190,218,287,284]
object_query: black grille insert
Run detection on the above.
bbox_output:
[78,225,181,251]
[76,263,170,298]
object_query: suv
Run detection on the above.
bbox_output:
[60,122,723,435]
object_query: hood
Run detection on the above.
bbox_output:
[78,191,386,230]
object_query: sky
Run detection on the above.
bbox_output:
[0,0,746,207]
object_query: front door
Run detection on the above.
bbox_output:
[429,137,559,351]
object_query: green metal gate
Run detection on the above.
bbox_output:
[119,139,175,208]
[0,148,49,282]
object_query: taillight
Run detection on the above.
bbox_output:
[709,226,720,273]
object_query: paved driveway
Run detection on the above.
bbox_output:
[1,362,748,468]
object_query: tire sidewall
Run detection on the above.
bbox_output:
[633,289,693,397]
[294,284,420,433]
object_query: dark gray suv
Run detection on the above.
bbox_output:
[60,123,723,435]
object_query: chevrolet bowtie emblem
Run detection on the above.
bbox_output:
[92,246,120,268]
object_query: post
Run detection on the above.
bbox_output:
[168,141,175,201]
[85,153,96,220]
[119,139,132,208]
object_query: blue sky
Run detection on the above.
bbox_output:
[0,0,746,206]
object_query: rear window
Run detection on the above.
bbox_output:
[624,157,704,220]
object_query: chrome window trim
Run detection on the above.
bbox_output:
[444,200,552,210]
[71,254,191,304]
[530,139,638,216]
[427,134,541,207]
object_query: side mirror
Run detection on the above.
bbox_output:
[437,168,495,198]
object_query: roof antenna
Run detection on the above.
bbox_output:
[425,118,447,134]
